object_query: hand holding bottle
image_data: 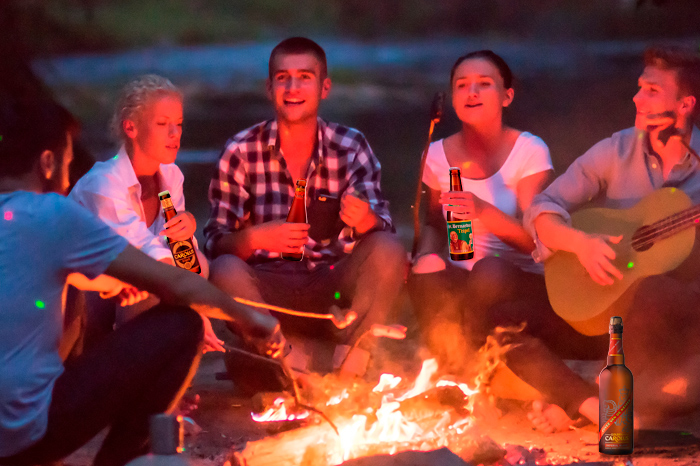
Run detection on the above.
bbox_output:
[159,211,197,241]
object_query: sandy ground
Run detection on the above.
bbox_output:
[63,349,700,466]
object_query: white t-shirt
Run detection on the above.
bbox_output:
[0,192,128,457]
[423,132,552,273]
[70,146,195,262]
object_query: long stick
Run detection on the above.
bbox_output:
[233,297,355,329]
[411,92,445,258]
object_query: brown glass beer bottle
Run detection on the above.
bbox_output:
[158,190,202,274]
[599,316,633,455]
[282,179,307,261]
[446,167,473,261]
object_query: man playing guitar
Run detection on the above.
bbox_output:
[491,46,700,432]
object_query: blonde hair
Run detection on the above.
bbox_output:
[110,74,183,142]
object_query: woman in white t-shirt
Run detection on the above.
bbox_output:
[409,51,553,376]
[71,74,222,352]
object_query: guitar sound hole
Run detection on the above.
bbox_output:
[631,225,655,252]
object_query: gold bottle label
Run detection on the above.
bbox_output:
[171,240,197,270]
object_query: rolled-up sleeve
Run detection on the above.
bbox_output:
[343,136,394,233]
[525,137,613,261]
[204,143,250,256]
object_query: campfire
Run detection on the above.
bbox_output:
[230,331,545,466]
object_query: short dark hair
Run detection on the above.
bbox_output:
[0,98,80,177]
[643,45,700,118]
[450,50,514,89]
[269,37,328,80]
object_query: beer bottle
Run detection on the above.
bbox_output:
[446,167,473,261]
[158,190,202,274]
[599,316,633,455]
[281,179,307,261]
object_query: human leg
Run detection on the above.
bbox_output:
[0,305,203,466]
[332,231,407,345]
[408,265,471,375]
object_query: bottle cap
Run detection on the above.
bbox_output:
[610,316,623,326]
[449,167,461,172]
[609,316,623,334]
[158,190,171,200]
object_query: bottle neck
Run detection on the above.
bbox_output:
[607,332,624,365]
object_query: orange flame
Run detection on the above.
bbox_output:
[251,397,309,423]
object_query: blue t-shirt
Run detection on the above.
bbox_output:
[0,192,128,457]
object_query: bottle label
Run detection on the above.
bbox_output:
[600,388,633,448]
[294,185,305,199]
[171,240,197,270]
[608,336,622,356]
[160,197,174,209]
[447,220,473,256]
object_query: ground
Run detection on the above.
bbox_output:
[64,350,700,466]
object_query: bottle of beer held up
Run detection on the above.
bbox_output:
[282,179,307,261]
[599,316,633,455]
[447,167,474,261]
[158,190,202,274]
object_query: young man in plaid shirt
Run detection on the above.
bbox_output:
[205,37,406,378]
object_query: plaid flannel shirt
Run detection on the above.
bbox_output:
[204,118,394,267]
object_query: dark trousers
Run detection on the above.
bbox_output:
[0,305,204,466]
[490,272,700,421]
[408,256,550,376]
[210,231,407,347]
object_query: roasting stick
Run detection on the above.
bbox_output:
[234,297,357,329]
[411,92,445,258]
[276,354,340,436]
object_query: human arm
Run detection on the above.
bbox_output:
[104,244,285,356]
[341,133,394,235]
[66,272,149,306]
[440,169,552,254]
[525,137,623,285]
[70,187,173,261]
[533,213,623,285]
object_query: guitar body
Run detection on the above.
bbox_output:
[545,188,695,336]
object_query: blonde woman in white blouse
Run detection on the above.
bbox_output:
[71,74,222,352]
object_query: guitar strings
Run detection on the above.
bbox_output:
[630,208,700,249]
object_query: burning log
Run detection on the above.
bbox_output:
[230,420,505,466]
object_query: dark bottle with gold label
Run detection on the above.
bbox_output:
[282,179,307,261]
[599,316,633,455]
[446,167,473,261]
[158,190,201,274]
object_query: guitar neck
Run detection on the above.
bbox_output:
[650,203,700,241]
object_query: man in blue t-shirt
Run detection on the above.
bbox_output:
[0,101,285,466]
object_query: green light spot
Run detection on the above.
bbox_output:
[494,253,500,257]
[113,155,118,160]
[0,135,3,141]
[681,432,692,436]
[334,291,341,300]
[35,300,46,309]
[627,262,634,269]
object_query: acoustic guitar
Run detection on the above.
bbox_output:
[544,187,699,336]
